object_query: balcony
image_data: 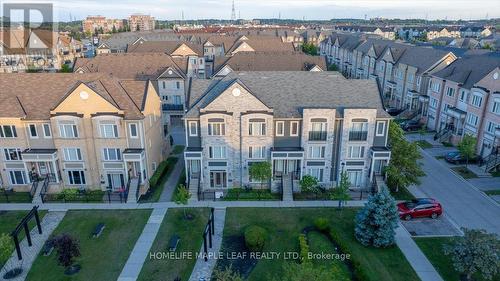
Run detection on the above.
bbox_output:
[349,131,368,141]
[308,131,327,141]
[162,104,184,111]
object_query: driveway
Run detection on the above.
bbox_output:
[408,149,500,235]
[401,215,462,237]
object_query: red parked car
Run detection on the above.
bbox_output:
[397,198,443,220]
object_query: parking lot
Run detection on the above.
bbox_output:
[401,214,462,237]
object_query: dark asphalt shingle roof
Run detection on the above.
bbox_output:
[185,71,390,119]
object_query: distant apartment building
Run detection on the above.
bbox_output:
[183,71,391,199]
[129,14,156,32]
[421,53,500,166]
[73,53,187,136]
[336,26,396,40]
[0,73,167,202]
[83,16,125,34]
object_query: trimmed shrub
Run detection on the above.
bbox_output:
[328,229,370,281]
[298,234,310,264]
[244,225,267,252]
[313,217,330,232]
[149,157,178,187]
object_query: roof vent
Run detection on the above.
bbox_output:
[79,91,89,100]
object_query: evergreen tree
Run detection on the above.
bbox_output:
[354,187,399,247]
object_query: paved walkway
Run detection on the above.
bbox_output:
[0,211,66,281]
[395,223,444,281]
[189,208,226,281]
[0,200,367,211]
[117,207,168,281]
[158,153,185,202]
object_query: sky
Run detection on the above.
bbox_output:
[2,0,499,22]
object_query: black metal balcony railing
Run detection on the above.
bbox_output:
[162,104,184,111]
[308,131,327,141]
[349,131,368,141]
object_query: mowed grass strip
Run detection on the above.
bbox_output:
[138,208,210,281]
[26,209,151,281]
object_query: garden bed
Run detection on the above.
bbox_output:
[450,166,478,179]
[26,209,151,281]
[140,156,179,202]
[138,208,210,281]
[222,188,281,201]
[217,208,419,281]
[293,190,333,200]
[0,191,32,203]
[415,140,433,149]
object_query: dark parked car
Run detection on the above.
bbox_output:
[444,151,478,164]
[401,120,423,131]
[397,198,443,220]
[386,108,404,116]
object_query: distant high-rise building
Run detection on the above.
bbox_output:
[129,14,155,32]
[82,16,125,34]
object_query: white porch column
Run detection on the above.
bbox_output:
[369,157,375,183]
[51,160,59,183]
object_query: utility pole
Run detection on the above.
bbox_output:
[231,0,236,22]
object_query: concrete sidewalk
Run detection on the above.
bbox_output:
[395,224,444,281]
[117,207,168,281]
[0,200,367,211]
[158,153,185,202]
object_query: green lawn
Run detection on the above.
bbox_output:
[415,140,433,149]
[415,237,499,281]
[451,166,478,179]
[140,157,179,203]
[0,210,47,267]
[219,208,419,281]
[223,188,281,201]
[26,209,151,281]
[390,186,416,200]
[307,230,351,277]
[138,208,210,281]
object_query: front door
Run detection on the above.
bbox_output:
[210,171,227,188]
[189,160,200,179]
[108,173,125,191]
[38,162,48,175]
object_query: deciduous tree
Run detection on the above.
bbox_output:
[457,134,476,167]
[299,175,319,193]
[249,162,272,189]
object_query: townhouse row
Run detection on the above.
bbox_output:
[319,32,457,112]
[0,73,167,200]
[183,71,391,194]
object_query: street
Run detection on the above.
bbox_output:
[409,149,500,235]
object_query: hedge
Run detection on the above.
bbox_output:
[149,157,178,187]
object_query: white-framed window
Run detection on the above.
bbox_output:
[3,148,22,161]
[67,170,86,185]
[63,148,82,161]
[208,146,226,159]
[102,148,122,161]
[208,122,225,136]
[59,123,78,138]
[249,121,266,136]
[376,121,385,136]
[173,95,182,104]
[43,123,52,138]
[486,121,497,134]
[176,81,181,89]
[290,121,299,136]
[307,168,324,182]
[0,125,17,138]
[348,146,365,158]
[9,170,28,185]
[99,123,118,138]
[276,121,285,136]
[430,97,438,108]
[471,93,483,107]
[248,146,266,159]
[466,113,479,127]
[311,121,327,133]
[491,100,500,115]
[152,162,157,171]
[430,81,441,92]
[188,121,198,136]
[308,145,326,159]
[28,124,38,138]
[407,73,414,83]
[445,87,455,97]
[129,123,138,138]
